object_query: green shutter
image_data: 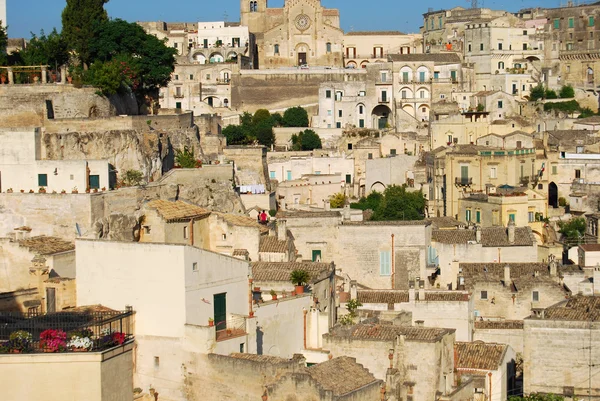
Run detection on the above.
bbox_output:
[476,211,481,223]
[380,251,391,276]
[554,19,560,29]
[213,293,227,331]
[312,250,322,262]
[89,175,100,189]
[38,174,48,187]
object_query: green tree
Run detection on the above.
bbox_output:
[329,193,347,209]
[291,129,322,151]
[509,393,563,401]
[544,100,581,115]
[240,111,253,128]
[121,170,144,187]
[20,29,69,68]
[222,125,247,145]
[372,185,426,221]
[90,19,176,93]
[350,191,383,211]
[253,121,275,147]
[252,109,272,126]
[558,217,586,243]
[559,85,575,99]
[545,89,558,99]
[271,112,283,127]
[339,299,363,325]
[530,84,546,101]
[283,106,309,127]
[62,0,109,66]
[0,22,7,65]
[579,107,596,118]
[85,56,138,95]
[175,146,199,168]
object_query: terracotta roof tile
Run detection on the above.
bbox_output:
[229,353,292,364]
[357,290,469,303]
[580,244,600,252]
[251,261,332,282]
[346,31,405,36]
[146,200,210,222]
[455,342,508,373]
[341,220,430,227]
[18,236,75,255]
[232,249,249,256]
[536,295,600,321]
[214,212,270,234]
[432,227,535,247]
[329,323,453,343]
[474,320,523,330]
[259,236,294,254]
[460,262,549,289]
[306,357,379,396]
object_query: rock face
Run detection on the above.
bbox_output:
[42,127,203,182]
[94,213,141,241]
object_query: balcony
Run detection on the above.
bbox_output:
[0,309,134,354]
[215,315,247,342]
[376,78,393,85]
[378,98,390,104]
[174,93,185,98]
[455,177,473,188]
[217,78,231,85]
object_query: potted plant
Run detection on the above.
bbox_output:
[99,328,126,347]
[40,329,67,352]
[28,189,34,193]
[208,317,214,327]
[61,189,66,194]
[6,188,12,193]
[20,189,24,193]
[290,269,310,295]
[38,187,46,193]
[72,187,78,194]
[270,289,277,301]
[8,330,33,353]
[67,328,94,352]
[0,74,6,84]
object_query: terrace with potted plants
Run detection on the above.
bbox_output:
[0,307,134,354]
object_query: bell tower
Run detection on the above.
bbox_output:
[241,0,268,35]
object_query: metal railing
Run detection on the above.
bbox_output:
[455,177,473,187]
[215,315,247,342]
[0,310,134,354]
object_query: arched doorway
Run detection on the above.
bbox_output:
[371,182,386,193]
[295,43,310,65]
[372,105,392,129]
[549,182,558,208]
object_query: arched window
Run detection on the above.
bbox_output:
[326,42,332,54]
[250,1,257,12]
[274,44,280,55]
[498,61,505,70]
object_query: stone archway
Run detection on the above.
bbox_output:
[372,104,392,129]
[549,182,558,208]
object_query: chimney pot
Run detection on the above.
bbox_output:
[277,219,287,241]
[504,264,511,285]
[507,220,515,244]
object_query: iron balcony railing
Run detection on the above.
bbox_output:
[215,315,247,342]
[455,177,473,187]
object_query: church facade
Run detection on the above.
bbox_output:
[241,0,345,68]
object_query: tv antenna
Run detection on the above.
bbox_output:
[223,11,229,22]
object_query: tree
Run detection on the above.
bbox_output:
[545,89,558,99]
[86,55,139,95]
[222,125,247,145]
[559,85,575,99]
[329,193,347,209]
[253,121,275,147]
[530,84,546,101]
[90,19,176,94]
[283,106,309,127]
[252,109,271,126]
[544,100,581,115]
[20,29,69,68]
[371,185,426,221]
[351,191,383,211]
[339,299,363,325]
[558,217,586,243]
[175,146,199,168]
[509,394,563,401]
[290,269,310,286]
[291,129,322,151]
[121,170,144,187]
[271,112,283,127]
[62,0,109,66]
[0,22,7,65]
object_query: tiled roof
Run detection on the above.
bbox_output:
[276,211,341,219]
[232,249,249,256]
[229,353,292,364]
[329,323,453,343]
[474,320,523,330]
[537,296,600,321]
[431,226,535,247]
[474,90,500,97]
[580,244,600,252]
[259,236,294,254]
[454,342,508,373]
[427,216,466,229]
[146,200,210,222]
[251,261,332,282]
[387,53,462,64]
[306,357,379,396]
[460,262,549,287]
[346,31,405,36]
[214,212,269,234]
[357,290,469,303]
[576,116,600,125]
[18,236,75,255]
[341,220,430,226]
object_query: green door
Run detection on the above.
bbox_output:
[89,175,100,189]
[213,293,227,331]
[461,166,469,185]
[312,250,322,262]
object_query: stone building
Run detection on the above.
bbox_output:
[454,341,517,401]
[241,0,344,68]
[523,296,600,399]
[343,31,422,69]
[459,261,570,320]
[0,0,5,29]
[322,322,457,401]
[276,173,345,210]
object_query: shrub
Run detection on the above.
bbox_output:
[283,106,309,127]
[122,169,144,187]
[329,192,347,208]
[530,84,546,101]
[8,330,33,352]
[559,85,575,99]
[545,89,558,99]
[558,197,567,207]
[290,269,310,286]
[291,129,322,151]
[175,146,199,168]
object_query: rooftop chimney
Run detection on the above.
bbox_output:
[549,255,558,277]
[507,220,515,244]
[409,280,416,303]
[277,219,287,241]
[350,280,357,300]
[504,264,511,285]
[476,225,482,243]
[594,264,600,295]
[418,280,425,301]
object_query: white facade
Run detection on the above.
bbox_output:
[0,129,110,193]
[268,155,354,184]
[194,22,250,64]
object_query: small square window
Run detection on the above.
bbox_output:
[190,74,194,80]
[481,291,488,300]
[192,262,198,271]
[368,153,373,160]
[325,90,331,98]
[348,143,353,150]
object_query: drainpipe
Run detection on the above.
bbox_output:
[190,218,194,246]
[248,278,254,317]
[488,371,493,401]
[391,234,395,289]
[498,247,501,264]
[303,308,308,349]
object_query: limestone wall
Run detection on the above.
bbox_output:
[473,327,524,353]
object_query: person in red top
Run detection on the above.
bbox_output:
[260,210,268,223]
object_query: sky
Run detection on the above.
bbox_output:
[7,0,564,38]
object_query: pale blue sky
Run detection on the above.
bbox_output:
[7,0,559,38]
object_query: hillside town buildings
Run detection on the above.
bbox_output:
[5,0,600,400]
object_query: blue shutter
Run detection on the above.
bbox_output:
[380,251,391,276]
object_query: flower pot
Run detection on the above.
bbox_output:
[67,76,72,84]
[208,320,214,327]
[9,349,21,354]
[271,294,277,301]
[71,347,88,352]
[295,285,305,295]
[0,75,6,84]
